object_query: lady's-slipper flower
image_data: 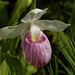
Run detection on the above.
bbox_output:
[0,8,70,67]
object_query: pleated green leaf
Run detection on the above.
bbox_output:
[0,54,23,75]
[0,61,11,75]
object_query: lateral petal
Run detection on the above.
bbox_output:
[0,23,28,39]
[34,20,70,32]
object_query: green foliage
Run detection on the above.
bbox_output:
[0,61,10,75]
[52,31,75,74]
[0,55,23,75]
[0,1,9,27]
[57,32,75,70]
[71,1,75,42]
[47,62,53,75]
[30,0,36,10]
[8,0,32,26]
[54,56,72,75]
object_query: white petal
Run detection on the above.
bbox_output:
[0,23,28,39]
[30,25,41,42]
[34,20,70,32]
[21,8,48,23]
[21,25,28,41]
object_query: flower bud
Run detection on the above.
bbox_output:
[22,31,52,67]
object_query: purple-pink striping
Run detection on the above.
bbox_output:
[22,31,52,67]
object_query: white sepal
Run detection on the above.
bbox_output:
[21,8,48,23]
[34,20,70,32]
[0,23,28,39]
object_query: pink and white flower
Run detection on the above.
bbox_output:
[0,8,70,67]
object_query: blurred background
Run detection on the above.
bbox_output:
[0,0,75,75]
